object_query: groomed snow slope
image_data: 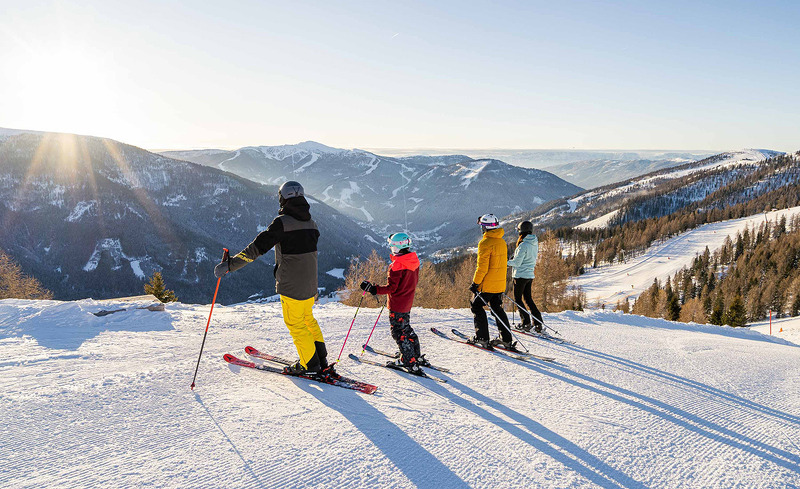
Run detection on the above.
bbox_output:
[1,300,799,488]
[574,206,800,307]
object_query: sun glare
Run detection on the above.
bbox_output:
[18,45,116,134]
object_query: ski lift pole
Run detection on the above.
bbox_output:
[360,297,386,356]
[337,291,366,363]
[474,293,530,353]
[190,248,229,390]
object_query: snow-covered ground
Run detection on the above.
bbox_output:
[1,298,799,488]
[750,315,800,346]
[574,206,800,307]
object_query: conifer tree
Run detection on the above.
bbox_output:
[723,295,747,327]
[709,295,725,325]
[144,272,178,303]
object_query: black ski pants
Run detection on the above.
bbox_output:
[471,292,512,343]
[389,311,420,365]
[513,278,544,330]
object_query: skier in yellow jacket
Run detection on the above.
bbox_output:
[469,214,514,350]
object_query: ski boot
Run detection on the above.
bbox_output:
[283,361,311,376]
[387,359,424,376]
[534,324,543,333]
[490,337,519,351]
[468,336,494,350]
[417,354,432,368]
[517,322,533,332]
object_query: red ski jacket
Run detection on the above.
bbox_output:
[375,251,420,313]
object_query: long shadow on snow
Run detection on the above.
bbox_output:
[516,356,800,474]
[297,380,469,488]
[423,370,647,489]
[560,342,800,427]
[194,392,267,488]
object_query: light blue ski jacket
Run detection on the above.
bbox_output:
[506,234,538,279]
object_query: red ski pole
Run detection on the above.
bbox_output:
[360,297,386,356]
[190,248,229,390]
[336,291,365,363]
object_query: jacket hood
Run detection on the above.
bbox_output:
[279,196,312,221]
[522,234,537,243]
[390,251,420,271]
[483,228,505,239]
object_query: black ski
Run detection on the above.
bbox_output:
[450,329,555,362]
[511,325,573,345]
[361,344,451,373]
[227,351,377,394]
[430,327,533,363]
[348,354,447,383]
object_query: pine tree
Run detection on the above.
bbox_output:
[709,295,725,325]
[144,272,178,303]
[723,295,747,327]
[664,278,681,321]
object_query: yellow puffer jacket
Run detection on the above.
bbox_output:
[472,228,508,293]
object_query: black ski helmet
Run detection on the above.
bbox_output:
[517,220,533,234]
[279,181,304,200]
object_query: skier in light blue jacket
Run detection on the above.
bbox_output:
[506,220,544,332]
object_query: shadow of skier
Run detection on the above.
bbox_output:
[514,356,800,475]
[296,380,469,488]
[422,375,646,489]
[194,392,267,488]
[560,342,800,427]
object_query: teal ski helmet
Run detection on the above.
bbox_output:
[387,232,412,254]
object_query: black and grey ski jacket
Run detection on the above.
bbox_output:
[229,196,320,300]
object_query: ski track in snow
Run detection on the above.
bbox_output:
[0,299,799,488]
[574,206,800,306]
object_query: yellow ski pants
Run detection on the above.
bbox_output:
[280,295,324,368]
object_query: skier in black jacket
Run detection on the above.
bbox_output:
[214,181,333,376]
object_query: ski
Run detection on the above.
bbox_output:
[348,354,447,383]
[244,346,295,365]
[227,351,377,395]
[450,329,555,362]
[429,327,532,363]
[511,326,573,345]
[361,344,399,359]
[361,344,451,373]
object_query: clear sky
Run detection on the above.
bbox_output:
[1,0,798,151]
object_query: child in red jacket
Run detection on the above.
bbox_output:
[360,232,425,375]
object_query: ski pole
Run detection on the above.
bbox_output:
[474,293,530,353]
[503,292,561,336]
[360,297,386,356]
[191,248,229,390]
[336,291,365,363]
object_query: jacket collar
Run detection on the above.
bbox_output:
[279,196,312,221]
[483,228,505,239]
[390,251,420,271]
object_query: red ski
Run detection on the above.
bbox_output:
[224,352,377,395]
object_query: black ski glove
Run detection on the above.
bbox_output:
[214,261,229,279]
[360,280,377,295]
[469,283,480,294]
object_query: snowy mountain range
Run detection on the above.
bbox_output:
[543,154,712,189]
[507,149,786,233]
[161,143,582,248]
[0,131,381,303]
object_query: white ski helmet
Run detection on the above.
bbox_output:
[279,181,304,200]
[387,232,412,254]
[477,213,500,230]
